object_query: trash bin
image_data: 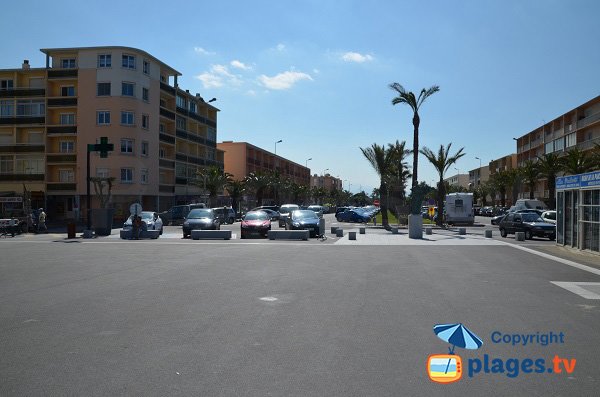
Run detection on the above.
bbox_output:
[67,222,76,239]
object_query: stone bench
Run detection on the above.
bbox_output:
[268,230,309,240]
[515,231,525,241]
[191,230,231,240]
[349,231,357,240]
[485,229,493,238]
[425,227,432,235]
[120,229,160,240]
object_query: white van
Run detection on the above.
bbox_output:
[513,199,548,211]
[445,193,474,225]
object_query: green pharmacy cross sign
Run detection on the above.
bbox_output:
[86,137,114,233]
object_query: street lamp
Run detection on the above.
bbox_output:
[475,157,482,186]
[275,139,282,155]
[323,168,329,176]
[305,158,312,167]
[207,98,217,103]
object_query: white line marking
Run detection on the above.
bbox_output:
[259,296,278,302]
[503,242,600,276]
[550,282,600,299]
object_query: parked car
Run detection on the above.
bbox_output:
[182,208,220,238]
[498,212,556,240]
[336,208,371,223]
[541,210,557,225]
[278,204,300,227]
[491,210,509,225]
[123,211,163,234]
[335,206,351,216]
[212,207,236,224]
[286,210,321,237]
[160,203,206,226]
[252,208,280,221]
[307,205,324,218]
[240,210,271,238]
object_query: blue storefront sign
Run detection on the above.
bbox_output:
[556,170,600,190]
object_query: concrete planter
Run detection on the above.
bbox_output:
[91,208,115,236]
[408,214,423,239]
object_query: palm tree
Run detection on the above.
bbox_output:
[419,143,466,226]
[225,179,245,215]
[475,183,489,206]
[537,153,562,210]
[360,143,398,229]
[519,160,539,200]
[194,166,232,207]
[244,172,270,206]
[489,170,512,207]
[561,148,596,175]
[387,140,412,209]
[389,83,440,192]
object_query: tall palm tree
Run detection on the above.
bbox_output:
[519,160,539,200]
[419,143,466,226]
[537,153,562,210]
[244,172,270,206]
[225,179,245,214]
[387,140,412,208]
[561,148,596,175]
[389,83,440,191]
[360,143,397,229]
[490,170,512,207]
[194,166,232,207]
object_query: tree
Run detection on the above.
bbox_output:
[389,83,440,193]
[360,143,398,229]
[419,143,466,226]
[194,166,232,207]
[536,153,562,210]
[387,140,412,207]
[90,177,115,208]
[311,186,327,205]
[519,160,539,200]
[475,183,489,206]
[490,170,511,207]
[225,179,245,214]
[244,172,270,206]
[561,148,596,175]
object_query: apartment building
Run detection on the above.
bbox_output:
[443,173,470,190]
[0,46,223,221]
[468,165,490,188]
[217,141,310,186]
[310,173,342,192]
[515,95,600,199]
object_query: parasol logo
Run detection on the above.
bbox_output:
[427,323,483,384]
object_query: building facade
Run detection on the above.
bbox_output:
[217,141,310,186]
[468,165,490,188]
[310,173,342,192]
[443,173,470,190]
[0,46,222,221]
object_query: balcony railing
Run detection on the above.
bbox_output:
[0,173,45,181]
[577,112,600,129]
[159,107,176,120]
[159,133,175,144]
[175,177,187,185]
[160,82,176,96]
[0,116,45,125]
[47,126,77,134]
[46,183,76,191]
[0,88,45,98]
[0,144,45,153]
[577,136,600,151]
[159,159,175,169]
[47,154,77,163]
[47,97,78,107]
[159,184,175,193]
[48,69,78,79]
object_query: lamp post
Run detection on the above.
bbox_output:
[323,168,329,176]
[475,156,482,187]
[275,139,282,155]
[305,158,312,167]
[454,167,460,188]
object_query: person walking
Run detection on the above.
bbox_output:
[37,208,47,233]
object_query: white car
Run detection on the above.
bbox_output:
[541,210,556,225]
[123,211,164,234]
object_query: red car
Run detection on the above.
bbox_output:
[240,211,271,239]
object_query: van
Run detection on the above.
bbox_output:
[444,193,474,225]
[160,203,206,226]
[513,199,548,211]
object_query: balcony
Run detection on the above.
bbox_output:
[159,107,175,120]
[577,136,600,151]
[0,144,45,153]
[159,184,174,193]
[159,133,175,145]
[47,97,78,107]
[159,158,175,169]
[0,116,45,125]
[175,177,187,185]
[0,88,45,98]
[176,129,206,145]
[577,112,600,129]
[47,126,77,135]
[47,154,77,163]
[160,82,176,96]
[46,183,76,191]
[0,173,45,181]
[48,69,78,79]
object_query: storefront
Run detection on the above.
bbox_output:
[556,170,600,254]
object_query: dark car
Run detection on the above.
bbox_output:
[160,203,206,226]
[498,212,556,240]
[286,210,321,237]
[306,205,324,218]
[212,207,236,224]
[336,208,371,223]
[182,208,220,238]
[240,210,271,238]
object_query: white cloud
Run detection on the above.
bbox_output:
[194,47,215,56]
[276,43,286,52]
[194,64,242,88]
[258,70,313,90]
[230,60,251,70]
[195,72,223,88]
[341,52,374,63]
[246,90,257,96]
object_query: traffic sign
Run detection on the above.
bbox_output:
[130,203,142,216]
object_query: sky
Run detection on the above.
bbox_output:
[2,0,600,194]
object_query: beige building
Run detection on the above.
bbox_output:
[310,173,342,192]
[0,46,223,221]
[468,165,490,188]
[443,173,470,189]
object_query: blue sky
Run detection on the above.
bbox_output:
[2,0,600,194]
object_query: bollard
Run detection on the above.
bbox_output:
[336,229,344,237]
[359,227,366,234]
[392,227,399,234]
[485,229,493,238]
[67,222,76,239]
[349,231,356,240]
[425,226,432,235]
[515,232,525,241]
[458,227,466,235]
[331,226,338,234]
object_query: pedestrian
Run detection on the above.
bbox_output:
[37,208,47,233]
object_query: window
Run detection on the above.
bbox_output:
[59,141,74,153]
[61,58,76,68]
[143,60,150,74]
[189,102,197,114]
[207,148,215,160]
[142,87,149,101]
[96,168,109,178]
[16,100,45,116]
[141,141,149,156]
[121,111,134,125]
[142,114,149,129]
[207,127,216,142]
[97,82,111,96]
[120,168,133,183]
[176,95,187,109]
[61,86,75,96]
[121,82,135,97]
[140,168,148,184]
[0,155,14,174]
[59,169,75,182]
[554,137,564,152]
[176,117,186,130]
[122,54,136,69]
[1,79,14,90]
[97,111,110,125]
[0,100,13,116]
[159,148,166,158]
[565,133,577,148]
[160,75,166,82]
[27,132,43,144]
[545,141,554,154]
[60,113,75,125]
[15,155,44,174]
[120,138,134,154]
[98,54,111,68]
[159,123,165,133]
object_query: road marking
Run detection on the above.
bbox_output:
[259,296,278,302]
[550,282,600,299]
[503,242,600,276]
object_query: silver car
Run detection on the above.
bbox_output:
[123,211,164,234]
